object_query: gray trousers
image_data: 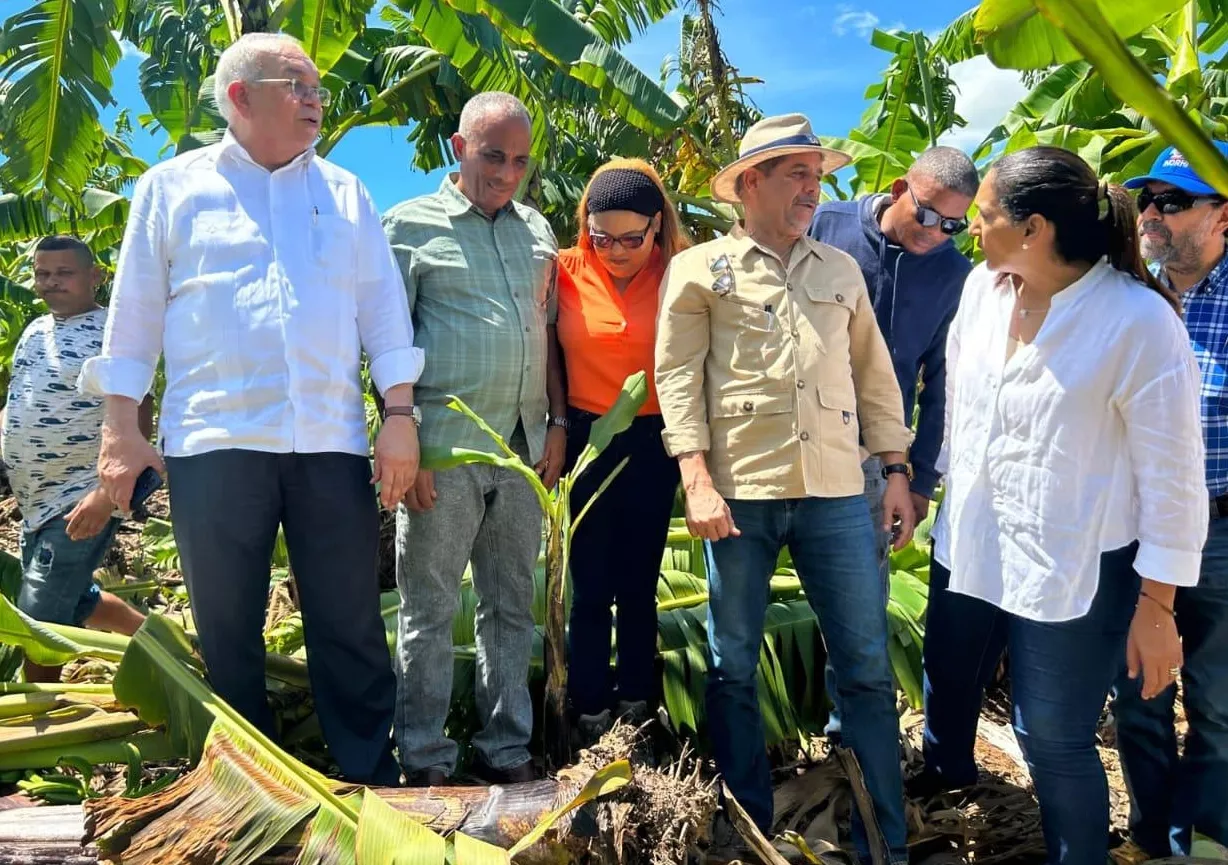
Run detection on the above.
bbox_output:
[395,430,541,774]
[165,450,400,785]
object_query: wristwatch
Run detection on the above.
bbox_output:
[384,405,422,426]
[548,414,571,431]
[881,462,913,480]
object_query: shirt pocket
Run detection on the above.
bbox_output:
[313,215,357,277]
[180,210,266,283]
[715,295,784,375]
[816,381,861,468]
[710,388,795,474]
[802,282,856,357]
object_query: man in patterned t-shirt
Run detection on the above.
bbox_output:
[1,236,148,682]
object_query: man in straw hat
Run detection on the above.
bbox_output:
[655,114,913,861]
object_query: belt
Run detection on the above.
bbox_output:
[1212,493,1228,521]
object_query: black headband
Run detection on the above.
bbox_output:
[587,169,665,218]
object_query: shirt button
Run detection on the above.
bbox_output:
[791,330,799,339]
[787,283,795,291]
[524,327,530,332]
[796,381,805,389]
[742,400,754,412]
[513,292,519,298]
[800,431,810,441]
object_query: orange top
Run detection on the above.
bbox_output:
[557,245,664,416]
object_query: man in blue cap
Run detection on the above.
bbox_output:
[1114,142,1228,858]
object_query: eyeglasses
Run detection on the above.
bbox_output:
[589,222,653,251]
[908,185,969,235]
[1136,188,1225,216]
[252,78,332,107]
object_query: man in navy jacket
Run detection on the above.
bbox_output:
[810,146,976,739]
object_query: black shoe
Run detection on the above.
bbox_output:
[470,756,537,785]
[404,767,449,787]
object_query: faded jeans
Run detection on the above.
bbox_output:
[705,494,907,863]
[394,430,542,775]
[825,456,891,740]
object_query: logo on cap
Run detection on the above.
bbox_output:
[1164,150,1191,169]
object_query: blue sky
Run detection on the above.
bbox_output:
[104,0,1027,212]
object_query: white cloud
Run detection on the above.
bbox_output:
[938,55,1029,153]
[116,35,150,61]
[832,5,880,39]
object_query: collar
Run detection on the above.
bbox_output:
[994,257,1111,311]
[730,223,824,267]
[438,173,519,221]
[219,129,316,171]
[1161,249,1228,297]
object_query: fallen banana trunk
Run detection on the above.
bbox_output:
[0,741,716,865]
[0,777,591,864]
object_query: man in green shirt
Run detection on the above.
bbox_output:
[383,91,566,786]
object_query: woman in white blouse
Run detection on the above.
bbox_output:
[918,146,1207,864]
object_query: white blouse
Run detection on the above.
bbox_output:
[933,259,1208,622]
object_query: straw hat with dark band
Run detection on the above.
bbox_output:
[710,113,851,204]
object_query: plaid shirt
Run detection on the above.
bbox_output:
[383,175,558,462]
[1165,253,1228,497]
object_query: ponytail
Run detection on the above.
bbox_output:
[1102,183,1180,314]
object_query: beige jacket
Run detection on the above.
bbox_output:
[654,226,912,500]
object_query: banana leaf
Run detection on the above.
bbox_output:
[973,0,1187,69]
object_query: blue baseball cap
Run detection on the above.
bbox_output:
[1124,142,1228,196]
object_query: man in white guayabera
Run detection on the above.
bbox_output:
[80,33,422,785]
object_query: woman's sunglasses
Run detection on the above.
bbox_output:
[589,222,653,250]
[908,186,969,235]
[1137,188,1226,216]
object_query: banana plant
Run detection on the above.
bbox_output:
[932,0,1228,194]
[421,371,648,767]
[821,28,965,199]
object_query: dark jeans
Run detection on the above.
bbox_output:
[705,495,906,864]
[564,409,678,717]
[922,547,1140,865]
[1112,515,1228,856]
[166,449,400,785]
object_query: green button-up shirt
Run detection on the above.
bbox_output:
[383,174,558,461]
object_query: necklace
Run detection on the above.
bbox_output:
[1017,306,1048,319]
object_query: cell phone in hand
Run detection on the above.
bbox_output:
[130,466,163,512]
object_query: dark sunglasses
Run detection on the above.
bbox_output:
[908,185,969,235]
[589,222,653,250]
[1136,188,1226,216]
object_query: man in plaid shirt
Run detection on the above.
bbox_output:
[382,92,566,788]
[1114,143,1228,858]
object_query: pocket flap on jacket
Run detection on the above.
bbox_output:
[713,390,794,419]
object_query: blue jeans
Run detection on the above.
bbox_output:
[705,495,906,863]
[825,457,891,740]
[922,547,1140,865]
[18,509,120,626]
[1112,515,1228,856]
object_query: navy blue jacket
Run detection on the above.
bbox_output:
[808,194,971,499]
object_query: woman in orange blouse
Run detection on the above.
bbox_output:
[558,158,690,743]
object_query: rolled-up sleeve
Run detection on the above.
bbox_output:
[78,172,169,400]
[655,260,712,457]
[356,185,423,394]
[849,282,911,455]
[1117,311,1208,586]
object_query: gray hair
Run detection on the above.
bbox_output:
[457,91,531,140]
[214,33,305,124]
[908,146,979,197]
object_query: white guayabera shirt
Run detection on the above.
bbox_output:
[933,258,1208,623]
[79,130,424,458]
